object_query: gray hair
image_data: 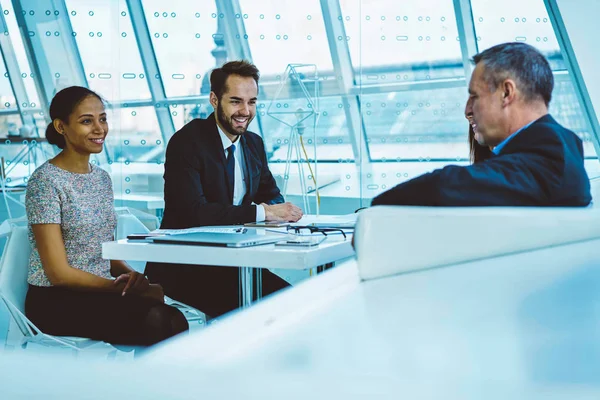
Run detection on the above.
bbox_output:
[472,42,554,106]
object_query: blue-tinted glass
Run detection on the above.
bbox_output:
[340,0,463,84]
[65,0,151,101]
[239,0,333,77]
[169,101,211,130]
[471,0,565,69]
[106,106,163,162]
[552,76,596,157]
[261,96,354,162]
[0,47,20,137]
[364,88,468,161]
[141,0,218,98]
[0,0,41,108]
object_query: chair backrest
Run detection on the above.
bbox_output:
[116,213,150,239]
[0,225,33,336]
[116,213,150,273]
[590,177,600,208]
[355,206,600,280]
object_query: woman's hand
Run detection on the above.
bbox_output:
[114,271,150,296]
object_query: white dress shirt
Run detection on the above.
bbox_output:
[217,125,266,222]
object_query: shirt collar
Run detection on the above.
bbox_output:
[216,123,240,151]
[492,119,536,155]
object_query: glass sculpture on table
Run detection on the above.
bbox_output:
[266,64,321,215]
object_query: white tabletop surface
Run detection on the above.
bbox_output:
[102,232,353,270]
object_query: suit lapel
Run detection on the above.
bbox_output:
[206,113,233,201]
[240,135,260,204]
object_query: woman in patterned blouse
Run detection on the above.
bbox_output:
[25,86,188,347]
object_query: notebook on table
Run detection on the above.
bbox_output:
[150,231,287,248]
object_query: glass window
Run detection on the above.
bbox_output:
[0,52,21,138]
[260,96,354,162]
[169,101,211,131]
[65,0,151,101]
[0,0,41,108]
[340,0,464,84]
[141,0,218,98]
[363,88,468,161]
[106,106,164,162]
[551,76,596,158]
[239,0,333,77]
[0,59,16,110]
[471,0,564,69]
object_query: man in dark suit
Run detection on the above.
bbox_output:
[146,61,303,318]
[372,42,591,207]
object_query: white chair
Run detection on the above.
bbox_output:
[0,224,115,353]
[590,177,600,208]
[115,212,207,326]
[115,206,160,231]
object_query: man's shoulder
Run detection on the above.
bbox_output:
[167,118,216,150]
[243,130,264,145]
[527,114,578,141]
[509,114,579,151]
[172,118,209,139]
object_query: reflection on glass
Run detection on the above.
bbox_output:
[551,77,596,157]
[471,0,564,69]
[0,58,16,110]
[65,0,151,101]
[0,0,41,107]
[363,88,468,161]
[105,106,163,162]
[340,0,463,84]
[239,0,333,77]
[169,101,212,131]
[142,0,217,97]
[260,96,353,161]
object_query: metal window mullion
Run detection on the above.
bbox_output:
[320,0,369,165]
[0,109,19,116]
[453,0,479,80]
[12,0,87,116]
[544,0,600,159]
[0,4,36,131]
[215,0,252,61]
[126,0,175,143]
[214,0,271,140]
[350,78,467,96]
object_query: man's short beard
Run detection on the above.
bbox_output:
[217,102,247,137]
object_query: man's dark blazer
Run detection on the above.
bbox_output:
[160,113,284,229]
[145,114,288,318]
[372,114,591,207]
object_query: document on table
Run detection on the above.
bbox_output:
[295,213,357,228]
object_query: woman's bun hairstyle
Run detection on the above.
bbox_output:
[45,86,103,149]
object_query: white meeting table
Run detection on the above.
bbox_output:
[102,231,354,307]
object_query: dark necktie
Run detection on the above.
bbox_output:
[226,144,236,199]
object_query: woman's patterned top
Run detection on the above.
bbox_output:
[26,161,117,286]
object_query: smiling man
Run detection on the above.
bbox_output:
[145,60,302,318]
[372,42,591,207]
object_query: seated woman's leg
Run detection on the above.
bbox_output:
[142,303,189,346]
[25,284,188,346]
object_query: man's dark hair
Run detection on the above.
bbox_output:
[472,42,554,106]
[210,60,260,99]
